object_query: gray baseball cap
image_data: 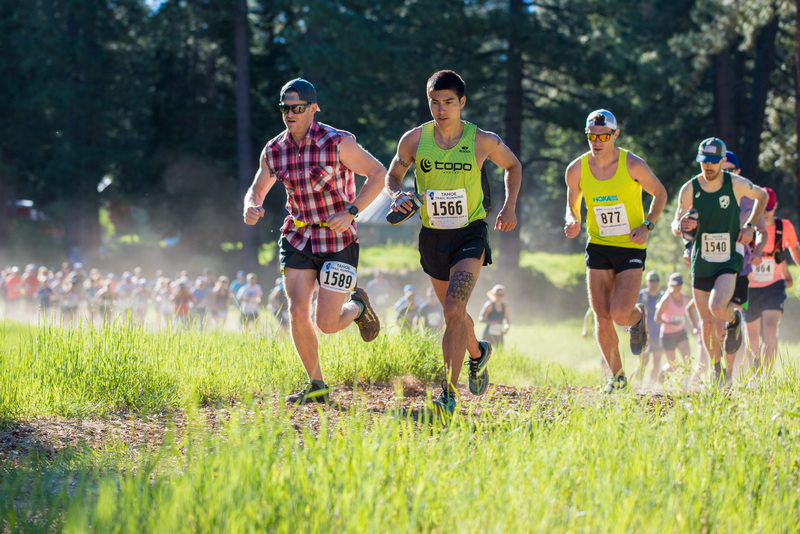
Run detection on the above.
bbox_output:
[280,78,318,106]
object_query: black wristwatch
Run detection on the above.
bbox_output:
[346,204,359,217]
[643,220,654,231]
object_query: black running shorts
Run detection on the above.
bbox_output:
[419,220,492,281]
[746,281,787,322]
[730,274,749,308]
[280,237,359,281]
[584,243,646,273]
[692,269,737,292]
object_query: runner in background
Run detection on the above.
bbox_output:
[746,187,800,375]
[655,273,694,379]
[636,271,664,383]
[478,284,510,347]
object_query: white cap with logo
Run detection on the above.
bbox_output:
[585,109,618,130]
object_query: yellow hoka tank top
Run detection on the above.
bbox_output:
[580,149,645,249]
[415,121,485,229]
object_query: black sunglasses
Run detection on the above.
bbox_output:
[279,103,311,115]
[586,131,615,142]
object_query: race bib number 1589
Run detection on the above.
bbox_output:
[320,261,357,293]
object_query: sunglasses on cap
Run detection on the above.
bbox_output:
[586,131,615,142]
[279,103,311,115]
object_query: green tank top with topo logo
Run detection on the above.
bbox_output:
[415,121,485,229]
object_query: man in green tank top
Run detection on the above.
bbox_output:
[564,109,668,394]
[385,70,522,416]
[671,138,767,386]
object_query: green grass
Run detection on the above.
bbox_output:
[520,251,585,288]
[359,241,421,272]
[3,317,800,532]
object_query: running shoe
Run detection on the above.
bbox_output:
[285,381,331,405]
[629,303,649,355]
[350,287,381,342]
[468,341,492,395]
[723,309,743,354]
[603,375,629,394]
[432,381,457,416]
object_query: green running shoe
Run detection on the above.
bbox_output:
[432,382,457,416]
[468,341,492,395]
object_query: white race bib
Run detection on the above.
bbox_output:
[593,204,630,237]
[426,189,469,229]
[752,257,775,283]
[670,316,685,326]
[701,233,731,263]
[488,323,503,336]
[319,261,357,294]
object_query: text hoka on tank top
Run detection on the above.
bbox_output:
[579,149,645,249]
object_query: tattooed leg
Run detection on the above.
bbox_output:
[430,257,484,391]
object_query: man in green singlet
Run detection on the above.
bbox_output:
[385,70,522,416]
[564,109,668,394]
[671,138,767,387]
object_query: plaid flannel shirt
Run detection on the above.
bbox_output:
[263,121,358,254]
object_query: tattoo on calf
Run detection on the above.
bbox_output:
[447,271,475,302]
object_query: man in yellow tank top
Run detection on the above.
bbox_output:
[385,70,522,415]
[564,109,668,394]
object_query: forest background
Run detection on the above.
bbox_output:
[1,0,799,283]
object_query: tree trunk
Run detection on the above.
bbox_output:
[0,177,12,250]
[498,0,523,276]
[713,48,737,149]
[235,0,258,272]
[741,14,779,181]
[796,0,800,219]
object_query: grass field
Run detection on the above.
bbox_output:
[2,317,800,532]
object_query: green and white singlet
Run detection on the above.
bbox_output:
[690,172,743,278]
[415,121,485,229]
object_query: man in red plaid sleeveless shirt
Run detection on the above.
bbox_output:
[244,78,386,405]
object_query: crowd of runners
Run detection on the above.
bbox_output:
[0,263,291,331]
[4,73,797,413]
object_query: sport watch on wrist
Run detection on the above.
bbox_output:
[643,220,654,231]
[744,222,756,231]
[346,204,359,216]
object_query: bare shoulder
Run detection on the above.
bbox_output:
[565,156,583,182]
[475,127,503,148]
[625,151,653,173]
[397,126,423,154]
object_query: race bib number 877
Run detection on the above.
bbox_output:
[320,261,357,293]
[593,203,630,237]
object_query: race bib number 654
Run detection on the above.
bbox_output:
[320,261,357,293]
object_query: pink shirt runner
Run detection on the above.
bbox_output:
[659,293,689,335]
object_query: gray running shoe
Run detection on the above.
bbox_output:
[285,381,331,405]
[468,341,492,395]
[629,303,649,355]
[723,309,743,354]
[603,375,629,394]
[350,287,381,342]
